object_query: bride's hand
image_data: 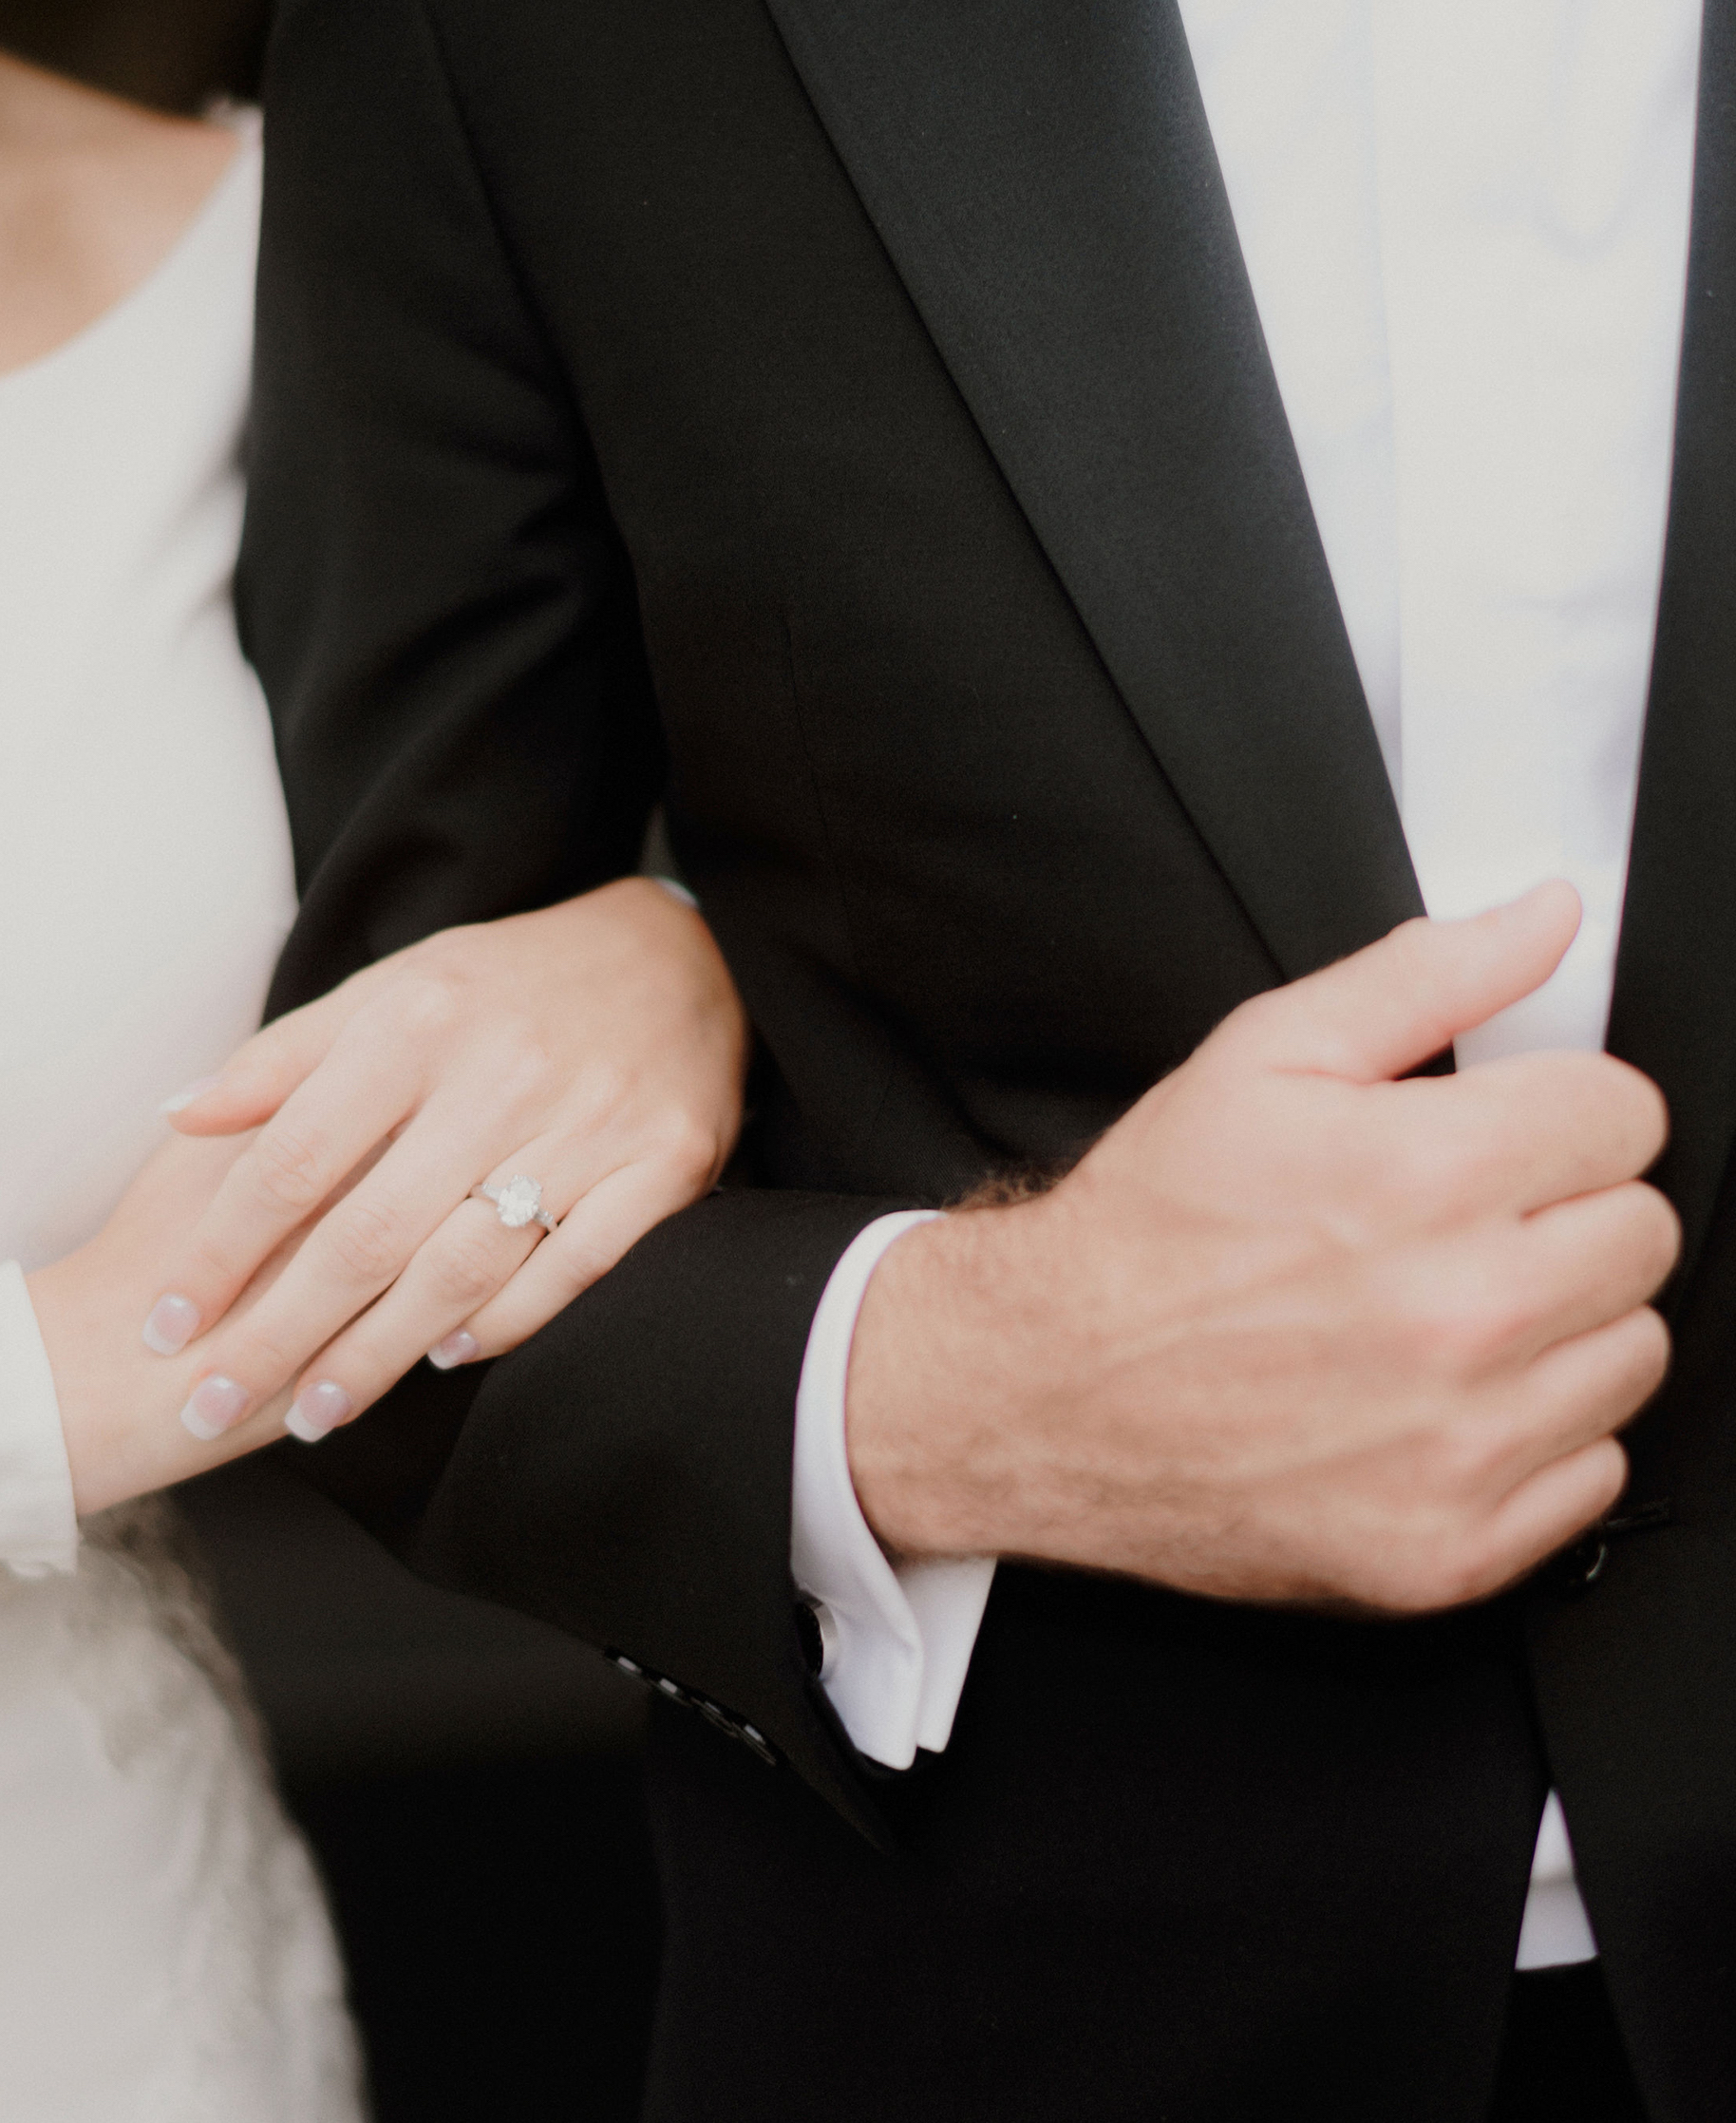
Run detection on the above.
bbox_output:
[138,878,748,1447]
[29,1135,304,1514]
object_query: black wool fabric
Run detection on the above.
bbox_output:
[244,1,1736,2114]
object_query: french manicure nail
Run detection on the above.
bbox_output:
[142,1293,200,1356]
[285,1382,352,1445]
[427,1330,480,1372]
[179,1375,251,1442]
[159,1074,221,1116]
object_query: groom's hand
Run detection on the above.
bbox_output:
[846,882,1677,1613]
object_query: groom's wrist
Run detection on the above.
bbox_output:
[844,1200,1053,1562]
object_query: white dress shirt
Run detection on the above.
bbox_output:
[792,0,1703,1975]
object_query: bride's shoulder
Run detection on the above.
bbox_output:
[0,52,244,377]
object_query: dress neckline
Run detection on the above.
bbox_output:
[0,114,259,401]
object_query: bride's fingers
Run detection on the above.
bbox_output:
[167,1080,519,1431]
[277,1156,703,1441]
[140,1002,437,1355]
[160,983,356,1135]
[276,1198,548,1440]
[455,1158,710,1359]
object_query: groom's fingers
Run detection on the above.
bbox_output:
[1221,881,1582,1084]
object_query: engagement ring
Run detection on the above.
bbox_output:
[470,1174,559,1234]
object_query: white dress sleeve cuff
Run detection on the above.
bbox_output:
[0,1263,80,1578]
[790,1210,995,1770]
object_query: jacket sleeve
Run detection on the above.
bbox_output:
[243,0,905,1842]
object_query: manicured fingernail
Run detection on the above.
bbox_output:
[142,1293,200,1355]
[427,1330,480,1372]
[159,1074,221,1115]
[179,1374,251,1442]
[285,1382,352,1445]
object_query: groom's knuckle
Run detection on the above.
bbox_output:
[1419,1516,1501,1610]
[1596,1057,1668,1157]
[1425,1413,1507,1499]
[1372,1526,1479,1614]
[1632,1186,1683,1282]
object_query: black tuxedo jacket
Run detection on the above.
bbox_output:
[243,2,1736,2114]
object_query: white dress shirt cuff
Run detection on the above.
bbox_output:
[0,1263,80,1578]
[790,1209,996,1770]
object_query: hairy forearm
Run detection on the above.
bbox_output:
[843,893,1670,1617]
[845,1204,1053,1561]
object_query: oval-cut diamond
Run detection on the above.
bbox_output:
[495,1175,543,1229]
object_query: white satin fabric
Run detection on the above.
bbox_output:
[0,126,365,2117]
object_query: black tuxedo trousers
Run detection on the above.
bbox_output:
[242,0,1736,2114]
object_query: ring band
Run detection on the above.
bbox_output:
[469,1174,559,1235]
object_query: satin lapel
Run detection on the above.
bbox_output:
[762,0,1420,980]
[1607,0,1736,1279]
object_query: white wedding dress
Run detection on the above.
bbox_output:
[0,123,367,2118]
